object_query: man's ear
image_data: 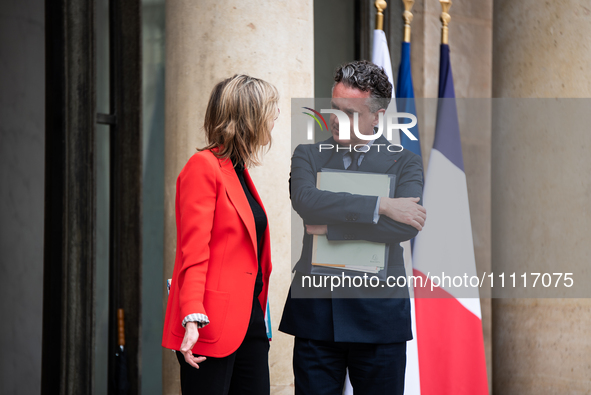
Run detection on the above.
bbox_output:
[372,109,386,127]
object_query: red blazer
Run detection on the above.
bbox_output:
[162,148,272,358]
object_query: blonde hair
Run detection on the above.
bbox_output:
[199,74,279,168]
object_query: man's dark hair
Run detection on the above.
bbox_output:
[333,60,392,112]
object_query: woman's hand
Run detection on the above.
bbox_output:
[180,322,207,369]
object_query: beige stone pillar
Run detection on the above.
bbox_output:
[163,1,314,394]
[492,0,591,393]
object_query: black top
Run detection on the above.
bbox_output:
[233,160,267,300]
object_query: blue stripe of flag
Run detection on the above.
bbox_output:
[433,44,464,171]
[396,42,422,157]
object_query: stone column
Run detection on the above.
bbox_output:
[492,0,591,393]
[163,1,314,394]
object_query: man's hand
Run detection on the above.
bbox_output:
[306,224,328,235]
[180,322,207,369]
[379,197,427,231]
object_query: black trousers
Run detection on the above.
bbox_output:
[293,337,406,395]
[176,297,270,395]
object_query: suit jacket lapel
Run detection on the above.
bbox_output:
[243,167,266,214]
[315,136,345,171]
[313,135,400,173]
[218,157,258,258]
[357,135,401,173]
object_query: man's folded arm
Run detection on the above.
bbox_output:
[290,145,378,225]
[326,155,424,244]
[326,217,419,244]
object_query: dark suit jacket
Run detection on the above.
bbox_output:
[279,135,424,344]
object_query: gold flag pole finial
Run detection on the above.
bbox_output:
[440,0,452,44]
[375,0,388,31]
[402,0,415,43]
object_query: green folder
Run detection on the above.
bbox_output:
[311,169,396,279]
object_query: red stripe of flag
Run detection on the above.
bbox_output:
[414,269,489,395]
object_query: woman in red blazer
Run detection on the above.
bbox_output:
[162,74,279,394]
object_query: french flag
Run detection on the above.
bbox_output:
[396,39,422,395]
[411,44,489,394]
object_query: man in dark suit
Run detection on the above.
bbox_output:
[279,60,426,395]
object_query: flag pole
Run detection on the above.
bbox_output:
[440,0,452,44]
[375,0,388,31]
[402,0,414,43]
